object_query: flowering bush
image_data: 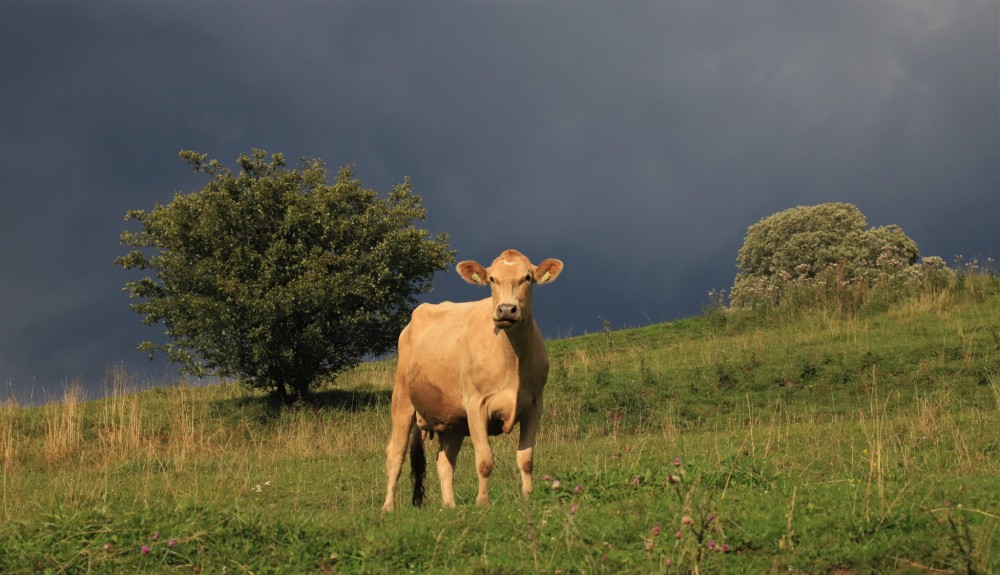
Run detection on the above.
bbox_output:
[719,249,1000,321]
[729,203,938,311]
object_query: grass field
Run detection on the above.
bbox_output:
[1,277,998,573]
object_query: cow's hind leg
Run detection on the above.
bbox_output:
[435,432,464,508]
[381,391,416,512]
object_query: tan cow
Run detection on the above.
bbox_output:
[381,249,564,511]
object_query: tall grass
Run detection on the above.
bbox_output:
[1,397,17,519]
[166,383,204,464]
[42,382,83,466]
[856,365,896,530]
[97,366,147,465]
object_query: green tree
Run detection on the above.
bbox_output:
[117,149,455,402]
[731,203,919,307]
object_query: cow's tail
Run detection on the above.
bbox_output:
[410,426,426,507]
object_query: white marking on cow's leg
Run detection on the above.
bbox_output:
[436,433,463,508]
[516,397,543,498]
[382,394,416,512]
[467,406,494,506]
[516,447,534,496]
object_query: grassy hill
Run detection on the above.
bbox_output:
[2,277,998,573]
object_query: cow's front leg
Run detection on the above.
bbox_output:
[516,396,542,498]
[467,406,494,506]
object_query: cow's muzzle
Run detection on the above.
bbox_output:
[493,304,519,329]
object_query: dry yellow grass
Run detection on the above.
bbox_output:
[97,368,148,465]
[43,382,83,466]
[1,398,18,519]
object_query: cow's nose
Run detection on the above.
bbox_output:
[497,304,518,317]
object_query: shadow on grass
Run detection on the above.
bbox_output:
[212,387,391,423]
[308,387,391,412]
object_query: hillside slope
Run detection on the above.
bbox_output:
[2,280,998,573]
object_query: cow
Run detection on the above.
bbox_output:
[381,249,564,511]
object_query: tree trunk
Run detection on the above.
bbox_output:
[273,380,290,405]
[291,377,311,404]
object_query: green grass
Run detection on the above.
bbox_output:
[2,277,999,573]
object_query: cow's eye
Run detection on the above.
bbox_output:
[489,276,495,284]
[525,274,532,282]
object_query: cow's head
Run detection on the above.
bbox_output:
[457,249,564,330]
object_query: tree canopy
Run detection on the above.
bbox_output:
[731,203,919,307]
[117,149,455,402]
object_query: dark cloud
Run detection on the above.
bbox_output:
[1,1,996,402]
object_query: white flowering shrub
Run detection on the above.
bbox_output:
[731,203,921,310]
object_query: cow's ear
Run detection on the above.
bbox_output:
[457,260,489,286]
[534,259,564,284]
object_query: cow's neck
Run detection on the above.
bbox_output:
[497,315,536,357]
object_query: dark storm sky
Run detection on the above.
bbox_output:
[1,1,997,402]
